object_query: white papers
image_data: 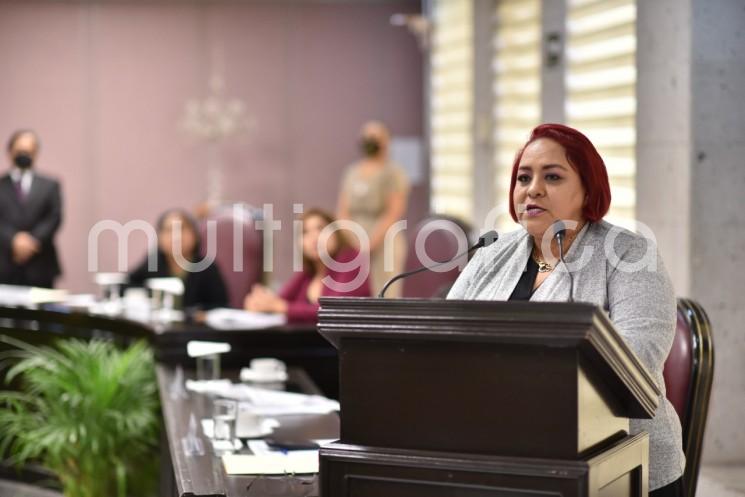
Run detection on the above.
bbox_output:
[185,379,232,395]
[0,285,33,306]
[220,385,339,416]
[64,294,97,308]
[202,418,279,438]
[212,438,242,452]
[246,440,274,455]
[201,417,279,439]
[205,308,287,330]
[184,381,339,415]
[30,287,69,304]
[222,451,319,475]
[0,285,68,306]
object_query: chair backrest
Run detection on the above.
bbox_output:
[200,206,264,308]
[401,215,473,298]
[663,298,715,497]
[665,310,695,424]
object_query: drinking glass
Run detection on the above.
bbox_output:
[196,354,221,381]
[213,399,237,441]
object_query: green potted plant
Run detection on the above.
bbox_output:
[0,337,160,497]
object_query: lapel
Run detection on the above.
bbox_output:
[482,229,532,301]
[0,174,23,211]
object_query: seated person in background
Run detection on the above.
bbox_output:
[129,208,228,311]
[244,208,371,322]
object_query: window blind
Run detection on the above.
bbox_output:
[566,0,637,225]
[492,0,541,231]
[430,0,474,221]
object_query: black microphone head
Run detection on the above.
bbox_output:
[478,230,499,247]
[551,220,568,241]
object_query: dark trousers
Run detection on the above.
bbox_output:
[650,477,685,497]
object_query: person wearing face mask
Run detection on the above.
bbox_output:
[448,124,685,497]
[0,130,63,288]
[337,121,410,297]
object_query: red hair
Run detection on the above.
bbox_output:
[508,123,611,223]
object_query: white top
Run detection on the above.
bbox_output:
[9,167,33,196]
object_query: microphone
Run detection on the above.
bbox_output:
[378,230,499,298]
[552,221,574,303]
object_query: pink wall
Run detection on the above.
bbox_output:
[0,0,424,293]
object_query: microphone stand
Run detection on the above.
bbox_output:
[378,230,499,298]
[555,228,574,303]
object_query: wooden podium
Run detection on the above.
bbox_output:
[317,298,660,497]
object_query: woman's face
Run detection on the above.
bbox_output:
[159,213,197,259]
[302,215,337,263]
[512,138,586,240]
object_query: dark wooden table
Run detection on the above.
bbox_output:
[0,305,339,398]
[153,321,338,398]
[0,305,340,496]
[157,366,339,497]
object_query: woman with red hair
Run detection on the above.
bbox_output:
[448,124,685,497]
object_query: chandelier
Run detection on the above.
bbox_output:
[180,74,254,205]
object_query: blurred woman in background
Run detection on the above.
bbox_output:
[337,121,409,297]
[129,208,228,311]
[244,208,371,322]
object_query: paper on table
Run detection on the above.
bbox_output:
[223,451,319,475]
[205,308,287,330]
[29,287,68,304]
[219,385,340,415]
[201,417,279,439]
[184,381,339,415]
[0,285,32,306]
[0,285,68,306]
[247,440,273,456]
[64,294,97,308]
[185,379,232,395]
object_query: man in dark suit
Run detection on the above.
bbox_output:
[0,130,63,288]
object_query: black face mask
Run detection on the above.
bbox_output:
[360,138,381,157]
[13,153,33,169]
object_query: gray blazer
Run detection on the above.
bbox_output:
[447,220,685,490]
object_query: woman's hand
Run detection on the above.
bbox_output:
[243,284,288,314]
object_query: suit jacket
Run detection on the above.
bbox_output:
[447,220,685,491]
[0,172,63,288]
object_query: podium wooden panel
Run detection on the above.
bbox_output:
[317,298,660,497]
